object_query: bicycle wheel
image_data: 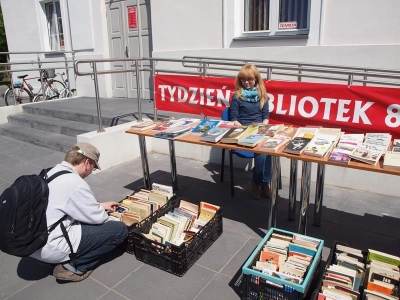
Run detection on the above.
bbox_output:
[46,80,66,99]
[33,94,45,102]
[4,87,33,105]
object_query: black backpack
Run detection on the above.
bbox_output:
[0,169,73,257]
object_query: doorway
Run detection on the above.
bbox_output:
[106,0,153,99]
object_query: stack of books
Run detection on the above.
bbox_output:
[303,128,342,158]
[259,135,291,152]
[251,232,320,285]
[129,119,156,131]
[363,249,400,299]
[191,119,220,134]
[317,244,366,300]
[144,200,220,246]
[283,127,319,155]
[109,183,173,226]
[384,139,400,169]
[200,126,231,143]
[329,133,365,164]
[154,118,200,138]
[350,133,392,165]
[220,126,249,144]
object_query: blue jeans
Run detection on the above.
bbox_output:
[72,221,128,272]
[253,154,271,187]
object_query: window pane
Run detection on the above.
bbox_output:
[44,1,64,50]
[244,0,269,31]
[279,0,308,29]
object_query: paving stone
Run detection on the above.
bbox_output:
[98,290,131,300]
[7,277,107,300]
[114,264,215,300]
[0,254,34,300]
[194,273,240,300]
[91,252,143,288]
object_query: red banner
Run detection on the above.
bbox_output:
[154,74,400,137]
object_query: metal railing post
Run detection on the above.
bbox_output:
[64,53,71,91]
[38,55,45,99]
[91,62,104,132]
[151,59,158,121]
[135,59,143,121]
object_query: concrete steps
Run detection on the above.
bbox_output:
[0,123,76,152]
[8,113,99,137]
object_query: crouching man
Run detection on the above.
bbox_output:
[31,143,128,282]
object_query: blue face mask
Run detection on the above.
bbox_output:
[241,88,259,102]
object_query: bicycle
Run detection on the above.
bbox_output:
[32,72,75,102]
[4,74,34,105]
[4,70,66,105]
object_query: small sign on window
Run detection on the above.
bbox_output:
[128,6,137,29]
[278,21,297,30]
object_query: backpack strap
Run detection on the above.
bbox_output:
[45,170,76,261]
[46,170,72,183]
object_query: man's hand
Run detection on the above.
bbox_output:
[262,119,269,125]
[101,201,119,212]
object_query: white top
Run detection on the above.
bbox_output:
[31,161,109,263]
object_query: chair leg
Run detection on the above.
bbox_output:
[220,149,225,182]
[229,150,234,197]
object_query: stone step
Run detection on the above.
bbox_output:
[0,123,76,152]
[8,113,99,137]
[22,104,116,126]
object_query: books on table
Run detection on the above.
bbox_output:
[329,133,365,164]
[220,126,248,144]
[238,133,266,147]
[283,137,313,155]
[154,118,200,138]
[384,152,400,169]
[349,133,392,165]
[191,119,220,134]
[303,128,341,158]
[129,118,156,131]
[200,126,231,143]
[259,135,291,152]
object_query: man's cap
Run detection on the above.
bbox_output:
[75,143,101,169]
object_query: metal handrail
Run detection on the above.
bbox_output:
[1,49,94,105]
[74,56,400,133]
[182,55,400,75]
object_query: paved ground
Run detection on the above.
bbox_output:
[1,133,400,300]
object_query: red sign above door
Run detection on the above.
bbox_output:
[128,6,137,29]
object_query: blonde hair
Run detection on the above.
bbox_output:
[234,64,267,110]
[64,145,87,166]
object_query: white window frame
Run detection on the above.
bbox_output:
[40,0,65,51]
[240,0,310,38]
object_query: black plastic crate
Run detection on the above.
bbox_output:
[311,242,367,300]
[125,196,179,254]
[128,199,223,276]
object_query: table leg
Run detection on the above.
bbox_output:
[298,161,312,234]
[313,163,325,226]
[268,156,280,228]
[138,135,151,189]
[169,139,178,192]
[288,159,298,221]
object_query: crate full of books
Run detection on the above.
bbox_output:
[107,183,175,253]
[314,243,400,300]
[242,228,324,300]
[128,199,223,276]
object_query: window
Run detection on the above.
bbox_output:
[244,0,309,35]
[44,0,64,50]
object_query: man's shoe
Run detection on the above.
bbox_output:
[53,264,93,283]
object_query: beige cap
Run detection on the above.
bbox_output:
[75,143,101,169]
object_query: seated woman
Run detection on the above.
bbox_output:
[229,64,271,199]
